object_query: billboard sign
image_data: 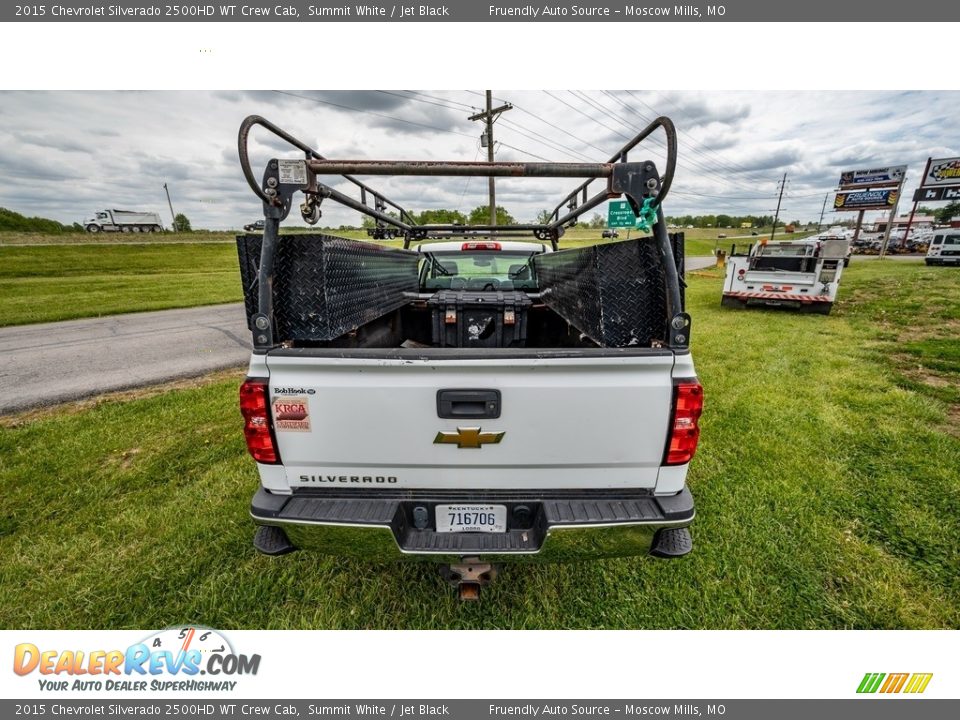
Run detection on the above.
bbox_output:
[834,189,899,211]
[923,157,960,187]
[607,200,637,228]
[913,185,960,202]
[838,165,906,188]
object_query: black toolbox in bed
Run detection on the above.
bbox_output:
[427,290,532,348]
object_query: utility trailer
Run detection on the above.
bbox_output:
[721,237,851,315]
[235,114,702,599]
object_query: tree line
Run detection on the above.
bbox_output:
[362,205,517,228]
[0,207,82,233]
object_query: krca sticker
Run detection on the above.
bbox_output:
[272,395,311,432]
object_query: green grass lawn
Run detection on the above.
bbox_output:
[1,261,957,629]
[0,243,243,326]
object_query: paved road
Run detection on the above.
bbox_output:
[686,256,717,271]
[0,259,723,415]
[0,303,250,414]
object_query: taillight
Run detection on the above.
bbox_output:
[664,380,704,466]
[240,379,279,464]
[462,241,501,251]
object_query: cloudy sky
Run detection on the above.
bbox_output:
[1,90,958,229]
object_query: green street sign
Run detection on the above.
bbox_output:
[607,200,637,228]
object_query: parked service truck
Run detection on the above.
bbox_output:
[722,237,850,314]
[84,209,163,233]
[234,115,702,599]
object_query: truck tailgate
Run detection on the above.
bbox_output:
[263,351,677,490]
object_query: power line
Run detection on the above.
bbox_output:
[671,190,778,201]
[610,90,781,187]
[630,90,783,183]
[570,90,636,137]
[497,141,551,162]
[505,102,610,156]
[554,90,774,195]
[456,144,483,213]
[374,89,466,113]
[497,118,594,162]
[544,90,631,140]
[480,90,829,208]
[594,90,780,191]
[398,90,476,110]
[374,90,586,162]
[378,89,589,163]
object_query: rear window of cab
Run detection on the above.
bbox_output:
[419,251,538,291]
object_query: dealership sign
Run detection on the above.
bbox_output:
[834,188,899,211]
[923,157,960,187]
[838,165,906,188]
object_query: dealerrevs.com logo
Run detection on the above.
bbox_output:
[13,627,260,692]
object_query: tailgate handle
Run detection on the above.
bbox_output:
[437,390,501,419]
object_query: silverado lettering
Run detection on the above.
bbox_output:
[299,475,398,484]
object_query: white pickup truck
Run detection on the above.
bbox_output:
[235,116,702,596]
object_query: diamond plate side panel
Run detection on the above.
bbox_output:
[670,231,685,311]
[236,234,261,330]
[236,234,418,342]
[534,238,669,347]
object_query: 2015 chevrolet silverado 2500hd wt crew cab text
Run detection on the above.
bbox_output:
[234,115,703,597]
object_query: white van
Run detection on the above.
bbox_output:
[925,231,960,265]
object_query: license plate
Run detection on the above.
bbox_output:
[435,504,507,533]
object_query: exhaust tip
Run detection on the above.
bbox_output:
[253,525,297,556]
[650,527,692,558]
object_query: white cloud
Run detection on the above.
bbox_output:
[0,90,957,229]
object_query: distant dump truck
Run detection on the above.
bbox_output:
[84,209,163,233]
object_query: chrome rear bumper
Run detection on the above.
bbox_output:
[250,486,694,563]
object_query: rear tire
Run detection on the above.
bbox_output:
[120,226,131,233]
[803,302,833,315]
[720,295,748,310]
[132,226,141,233]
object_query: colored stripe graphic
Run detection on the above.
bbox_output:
[880,673,908,693]
[723,291,831,303]
[857,672,932,694]
[904,673,933,694]
[857,673,885,693]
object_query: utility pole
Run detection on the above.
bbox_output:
[469,91,512,227]
[163,183,177,232]
[770,173,787,242]
[817,192,828,232]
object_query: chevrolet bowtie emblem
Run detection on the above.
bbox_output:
[433,427,505,449]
